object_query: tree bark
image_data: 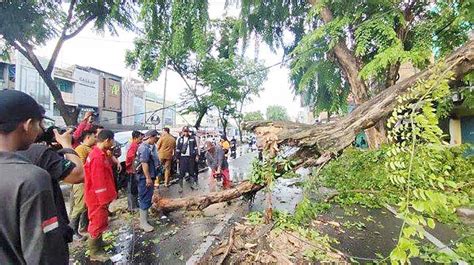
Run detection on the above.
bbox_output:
[152,41,473,213]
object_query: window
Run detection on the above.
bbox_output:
[55,79,73,93]
[0,63,5,81]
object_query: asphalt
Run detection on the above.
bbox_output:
[70,150,257,264]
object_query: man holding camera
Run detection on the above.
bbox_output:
[176,126,199,192]
[73,111,95,148]
[136,130,160,232]
[0,90,69,264]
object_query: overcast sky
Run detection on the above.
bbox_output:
[35,0,304,119]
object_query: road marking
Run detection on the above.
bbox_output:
[186,211,236,265]
[384,204,467,265]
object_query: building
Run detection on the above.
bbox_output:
[144,91,176,128]
[122,77,146,126]
[71,65,100,122]
[0,59,15,90]
[86,67,123,126]
[52,66,78,126]
[14,52,54,118]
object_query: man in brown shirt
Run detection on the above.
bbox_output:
[157,127,176,187]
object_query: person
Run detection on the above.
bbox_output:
[204,141,231,190]
[157,127,176,187]
[191,129,201,183]
[176,126,199,192]
[69,130,97,240]
[230,137,237,159]
[125,130,143,211]
[73,111,95,148]
[0,89,69,264]
[84,129,117,262]
[136,130,160,232]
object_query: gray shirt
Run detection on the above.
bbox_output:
[0,152,68,265]
[205,146,228,170]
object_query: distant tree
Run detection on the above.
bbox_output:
[266,105,289,121]
[0,0,135,125]
[243,111,264,122]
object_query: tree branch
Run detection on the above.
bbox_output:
[64,15,96,40]
[45,0,77,74]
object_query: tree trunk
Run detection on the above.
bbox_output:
[194,110,206,130]
[13,44,80,126]
[152,41,473,213]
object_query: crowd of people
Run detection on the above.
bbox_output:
[0,89,234,263]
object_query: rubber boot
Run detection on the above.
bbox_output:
[79,211,89,234]
[88,236,110,262]
[139,209,154,232]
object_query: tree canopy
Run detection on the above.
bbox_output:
[243,111,265,122]
[0,0,135,125]
[266,105,290,121]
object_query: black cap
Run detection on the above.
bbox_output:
[143,129,159,140]
[0,90,45,124]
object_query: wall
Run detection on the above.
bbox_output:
[73,68,99,108]
[15,52,53,118]
[104,78,122,111]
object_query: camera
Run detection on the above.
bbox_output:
[36,126,74,150]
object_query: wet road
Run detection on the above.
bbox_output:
[71,150,258,264]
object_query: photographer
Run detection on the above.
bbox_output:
[73,111,96,148]
[18,126,85,245]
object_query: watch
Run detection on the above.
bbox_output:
[58,148,79,157]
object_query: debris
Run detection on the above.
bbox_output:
[110,253,124,263]
[217,227,235,265]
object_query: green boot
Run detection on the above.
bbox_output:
[87,236,110,262]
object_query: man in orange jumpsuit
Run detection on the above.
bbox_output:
[84,129,117,262]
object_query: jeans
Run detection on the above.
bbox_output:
[137,175,155,210]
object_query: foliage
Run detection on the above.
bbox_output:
[0,0,135,125]
[266,105,290,121]
[240,0,472,114]
[385,63,473,263]
[243,111,265,122]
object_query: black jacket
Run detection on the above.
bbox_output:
[176,136,198,159]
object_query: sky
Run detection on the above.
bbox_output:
[35,0,304,119]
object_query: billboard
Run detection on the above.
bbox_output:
[104,78,121,111]
[73,68,99,107]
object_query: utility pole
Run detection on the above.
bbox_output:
[162,58,168,129]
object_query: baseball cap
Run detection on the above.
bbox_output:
[0,90,46,124]
[143,129,159,140]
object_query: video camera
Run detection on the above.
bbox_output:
[36,126,74,150]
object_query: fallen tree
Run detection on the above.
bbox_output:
[152,40,474,213]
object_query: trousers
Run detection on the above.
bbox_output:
[87,204,109,239]
[137,175,155,210]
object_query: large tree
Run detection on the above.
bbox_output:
[0,0,134,125]
[238,0,473,148]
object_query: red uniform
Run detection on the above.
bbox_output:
[125,141,139,174]
[84,146,117,238]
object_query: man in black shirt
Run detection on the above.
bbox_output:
[0,90,69,264]
[18,131,85,243]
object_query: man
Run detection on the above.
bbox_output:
[125,130,143,211]
[204,141,231,190]
[19,128,85,245]
[69,130,97,240]
[0,90,68,264]
[73,111,95,148]
[84,130,117,262]
[136,130,160,232]
[157,127,176,187]
[176,126,199,192]
[230,137,237,159]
